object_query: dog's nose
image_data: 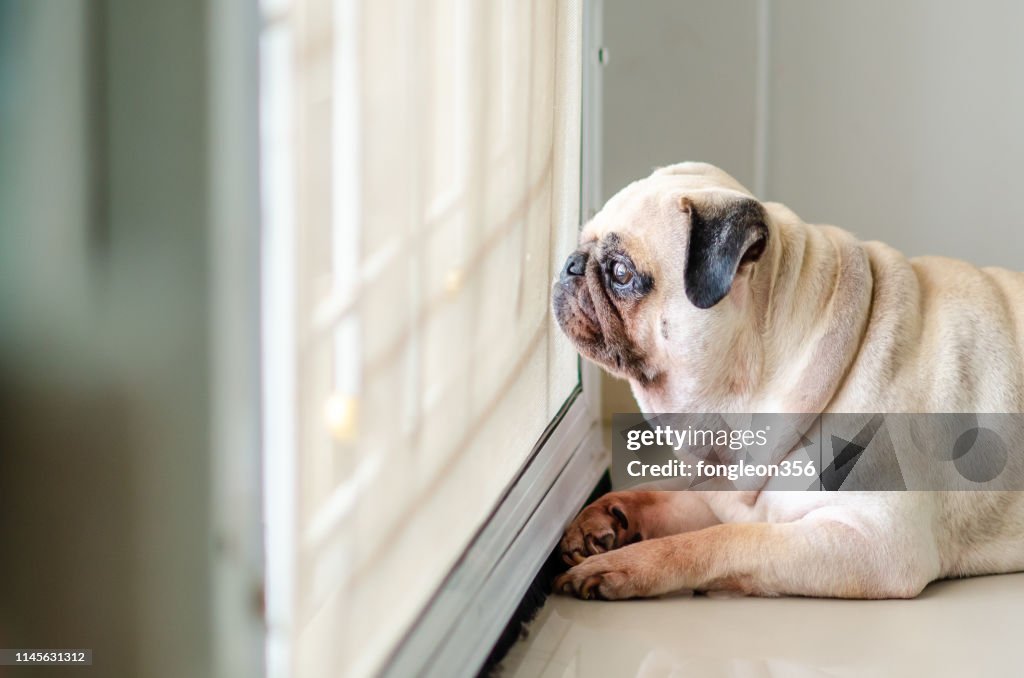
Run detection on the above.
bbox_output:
[560,251,587,284]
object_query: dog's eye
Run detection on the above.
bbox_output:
[611,261,634,286]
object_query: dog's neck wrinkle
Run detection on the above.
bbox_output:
[762,222,875,413]
[758,217,791,328]
[816,252,878,414]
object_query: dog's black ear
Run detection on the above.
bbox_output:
[682,196,769,309]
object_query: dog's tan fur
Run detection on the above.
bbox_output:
[552,162,1024,600]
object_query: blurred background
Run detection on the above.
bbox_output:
[1,1,1023,677]
[1,0,260,676]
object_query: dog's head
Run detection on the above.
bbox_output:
[551,162,770,387]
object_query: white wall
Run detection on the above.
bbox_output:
[769,0,1024,270]
[602,0,761,199]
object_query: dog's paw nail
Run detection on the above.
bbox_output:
[585,533,612,555]
[581,575,604,600]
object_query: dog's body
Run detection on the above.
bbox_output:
[551,162,1024,600]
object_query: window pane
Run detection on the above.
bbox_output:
[262,1,582,674]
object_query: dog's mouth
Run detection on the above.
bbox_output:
[551,270,659,384]
[552,280,602,347]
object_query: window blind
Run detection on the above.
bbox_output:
[260,0,583,675]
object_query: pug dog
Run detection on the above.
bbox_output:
[551,162,1024,600]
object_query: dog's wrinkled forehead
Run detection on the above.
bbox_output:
[580,162,755,262]
[648,161,754,194]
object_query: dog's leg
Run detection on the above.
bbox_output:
[556,510,939,600]
[559,491,720,565]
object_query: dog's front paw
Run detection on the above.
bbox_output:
[554,541,682,600]
[554,549,639,600]
[559,492,645,566]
